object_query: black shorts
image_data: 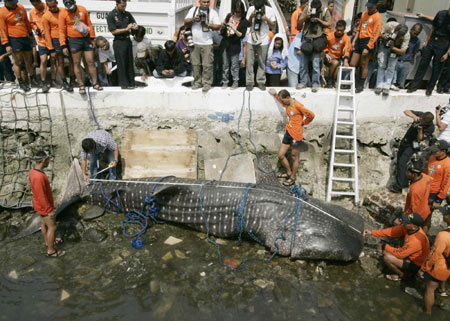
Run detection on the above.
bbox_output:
[38,45,49,56]
[402,258,420,274]
[354,37,372,54]
[428,192,439,207]
[282,131,302,147]
[68,37,93,53]
[51,38,62,54]
[423,271,440,283]
[8,36,32,52]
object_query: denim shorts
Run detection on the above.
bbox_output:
[51,38,62,53]
[38,45,49,56]
[8,36,32,52]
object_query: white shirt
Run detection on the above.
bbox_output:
[439,108,450,142]
[246,5,276,46]
[98,40,115,63]
[185,6,220,45]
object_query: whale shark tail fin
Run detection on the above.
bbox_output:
[61,159,87,204]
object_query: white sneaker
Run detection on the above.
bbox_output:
[390,84,400,91]
[296,83,307,90]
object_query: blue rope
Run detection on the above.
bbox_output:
[86,86,100,129]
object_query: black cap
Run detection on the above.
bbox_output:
[439,204,450,215]
[366,0,378,8]
[401,213,424,226]
[431,139,450,153]
[34,150,51,162]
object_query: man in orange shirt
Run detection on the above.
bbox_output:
[290,0,308,41]
[0,0,40,91]
[323,20,351,87]
[28,151,65,257]
[42,0,73,92]
[350,0,382,93]
[59,0,101,94]
[420,205,450,315]
[363,213,430,281]
[269,88,315,187]
[425,139,450,232]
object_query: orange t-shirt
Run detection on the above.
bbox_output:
[42,9,61,50]
[371,225,430,266]
[422,228,450,281]
[58,5,95,46]
[324,31,351,59]
[357,10,382,50]
[29,6,47,47]
[276,96,315,142]
[29,168,54,216]
[425,155,450,199]
[0,4,32,45]
[290,6,303,40]
[404,174,432,220]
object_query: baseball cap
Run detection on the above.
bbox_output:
[431,139,450,153]
[366,0,378,8]
[439,204,450,215]
[6,0,19,5]
[401,213,424,226]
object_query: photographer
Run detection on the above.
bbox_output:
[297,0,332,93]
[435,99,450,150]
[107,0,138,90]
[184,0,221,93]
[245,0,276,91]
[391,110,434,193]
[375,22,409,96]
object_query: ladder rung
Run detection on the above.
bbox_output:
[337,107,354,111]
[340,80,353,85]
[330,191,356,196]
[339,92,354,97]
[339,67,354,71]
[334,149,355,154]
[333,163,355,167]
[336,134,355,139]
[337,121,354,125]
[332,177,356,182]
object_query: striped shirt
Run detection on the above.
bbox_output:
[80,130,117,159]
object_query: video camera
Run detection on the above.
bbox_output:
[385,32,397,47]
[436,105,450,118]
[310,7,321,23]
[254,8,264,32]
[198,11,209,32]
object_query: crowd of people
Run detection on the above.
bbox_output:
[0,0,449,95]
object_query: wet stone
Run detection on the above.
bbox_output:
[0,223,6,241]
[0,211,12,221]
[18,255,36,267]
[229,278,244,285]
[359,256,381,277]
[317,295,333,308]
[83,228,108,243]
[150,280,160,293]
[81,206,105,221]
[162,252,173,261]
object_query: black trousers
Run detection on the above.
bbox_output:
[266,73,281,86]
[396,143,414,188]
[437,57,450,92]
[411,37,449,92]
[113,38,135,88]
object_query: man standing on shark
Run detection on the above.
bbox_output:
[28,151,65,257]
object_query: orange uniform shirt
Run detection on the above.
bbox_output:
[290,7,303,40]
[276,96,315,142]
[425,155,450,199]
[357,10,382,50]
[371,225,430,266]
[42,9,61,50]
[0,4,32,45]
[324,31,351,59]
[422,228,450,281]
[29,6,47,47]
[29,168,54,216]
[404,174,432,220]
[58,5,95,46]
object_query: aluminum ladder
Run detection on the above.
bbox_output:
[326,66,359,204]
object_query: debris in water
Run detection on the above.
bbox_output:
[404,287,422,299]
[164,236,182,245]
[215,238,227,245]
[60,290,70,301]
[162,252,173,261]
[200,272,206,277]
[174,250,186,259]
[8,270,18,279]
[224,258,241,269]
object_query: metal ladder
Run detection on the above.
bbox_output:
[326,66,359,204]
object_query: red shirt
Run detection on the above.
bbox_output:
[29,168,54,216]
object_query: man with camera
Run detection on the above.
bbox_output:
[107,0,138,90]
[297,0,332,92]
[391,110,434,194]
[184,0,220,93]
[435,99,450,148]
[245,0,276,91]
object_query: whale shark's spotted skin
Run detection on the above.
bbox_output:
[84,177,364,261]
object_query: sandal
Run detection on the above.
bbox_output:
[385,274,401,281]
[438,289,449,297]
[79,85,86,95]
[54,238,64,246]
[93,83,103,91]
[282,178,296,187]
[277,173,290,179]
[46,249,66,258]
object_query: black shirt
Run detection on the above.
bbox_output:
[401,111,435,147]
[107,8,136,38]
[155,49,187,75]
[219,14,248,56]
[432,10,450,40]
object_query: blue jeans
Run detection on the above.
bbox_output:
[376,46,398,90]
[300,51,321,87]
[90,150,117,180]
[287,67,299,87]
[394,60,412,88]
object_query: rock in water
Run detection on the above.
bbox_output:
[163,236,182,245]
[224,258,241,269]
[81,206,105,221]
[404,287,422,300]
[83,228,108,243]
[60,290,70,301]
[8,270,18,279]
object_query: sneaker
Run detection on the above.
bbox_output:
[202,85,211,93]
[389,185,402,194]
[258,84,266,91]
[50,79,61,89]
[231,83,239,90]
[41,82,50,93]
[30,76,40,88]
[222,83,228,89]
[436,88,444,94]
[18,78,30,92]
[382,88,389,96]
[311,86,319,93]
[246,85,254,91]
[407,87,416,93]
[375,87,382,95]
[62,80,73,92]
[425,89,432,96]
[296,83,307,90]
[192,84,202,90]
[390,84,400,91]
[69,77,78,88]
[355,86,364,93]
